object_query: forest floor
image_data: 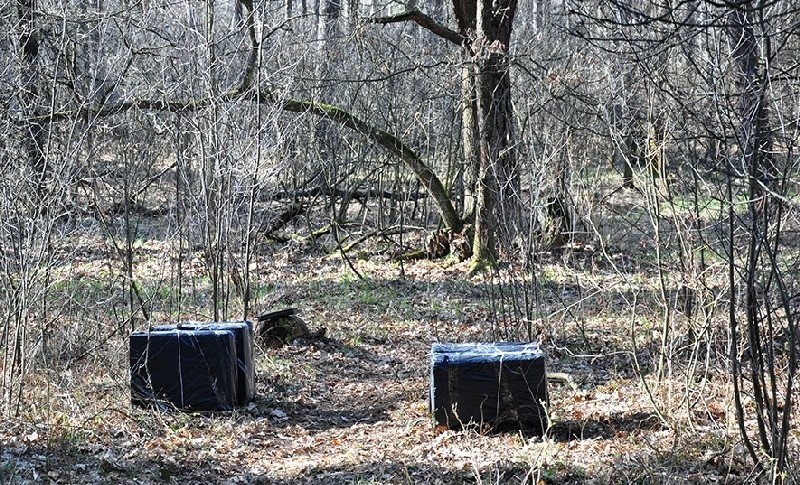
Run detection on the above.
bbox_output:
[0,237,774,483]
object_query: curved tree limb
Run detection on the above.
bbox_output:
[369,8,463,46]
[20,2,463,235]
[23,87,463,233]
[263,93,463,233]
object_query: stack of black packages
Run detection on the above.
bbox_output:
[130,321,255,411]
[430,342,548,433]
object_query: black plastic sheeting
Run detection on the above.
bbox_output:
[430,342,548,432]
[130,328,239,411]
[151,322,255,405]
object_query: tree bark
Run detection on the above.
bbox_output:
[460,58,479,223]
[373,2,521,265]
[456,0,519,267]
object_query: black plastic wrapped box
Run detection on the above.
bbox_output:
[130,328,237,411]
[151,322,255,405]
[430,342,548,432]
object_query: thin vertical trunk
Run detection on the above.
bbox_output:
[205,0,223,321]
[18,0,45,182]
[726,4,787,476]
[460,60,479,223]
[5,0,41,415]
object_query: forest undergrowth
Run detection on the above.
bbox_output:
[0,217,778,484]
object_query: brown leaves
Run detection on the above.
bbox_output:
[0,256,752,483]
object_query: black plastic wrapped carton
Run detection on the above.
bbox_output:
[130,328,237,411]
[151,322,255,405]
[430,342,548,432]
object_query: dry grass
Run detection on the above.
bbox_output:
[0,177,796,483]
[0,244,773,484]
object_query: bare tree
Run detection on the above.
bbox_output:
[568,0,800,477]
[371,1,521,267]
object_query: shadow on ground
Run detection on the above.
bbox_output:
[548,411,665,441]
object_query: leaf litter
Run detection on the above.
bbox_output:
[0,251,763,483]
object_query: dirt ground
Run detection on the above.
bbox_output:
[0,249,770,483]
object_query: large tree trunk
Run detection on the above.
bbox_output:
[454,0,519,267]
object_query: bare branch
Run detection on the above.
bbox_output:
[369,8,462,46]
[268,93,463,233]
[24,87,463,233]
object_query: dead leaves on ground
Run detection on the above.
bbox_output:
[0,257,760,483]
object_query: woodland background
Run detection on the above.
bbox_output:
[2,0,800,482]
